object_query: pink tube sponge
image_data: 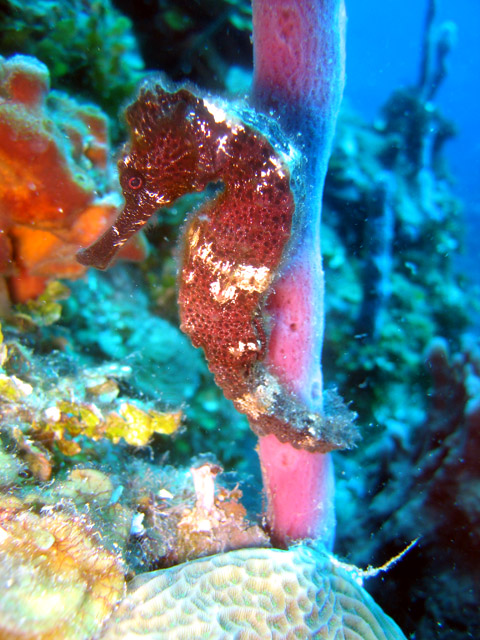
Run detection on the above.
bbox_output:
[259,433,336,547]
[253,0,346,413]
[252,0,349,546]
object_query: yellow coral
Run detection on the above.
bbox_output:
[0,326,182,464]
[0,372,32,402]
[22,280,71,326]
[105,403,182,446]
[0,328,6,367]
[33,400,181,453]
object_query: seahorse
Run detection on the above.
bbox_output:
[77,83,355,454]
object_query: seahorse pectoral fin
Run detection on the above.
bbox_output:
[76,203,153,270]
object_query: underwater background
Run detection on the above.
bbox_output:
[347,0,480,294]
[0,0,479,638]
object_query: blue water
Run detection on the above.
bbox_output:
[346,0,480,279]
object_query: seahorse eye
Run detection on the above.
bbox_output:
[128,175,143,190]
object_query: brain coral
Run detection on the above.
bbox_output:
[101,545,406,639]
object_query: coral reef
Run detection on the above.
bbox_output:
[101,545,406,639]
[316,7,475,634]
[0,0,143,118]
[0,54,145,303]
[335,336,480,638]
[0,316,263,600]
[323,101,466,429]
[0,0,476,637]
[0,497,125,640]
[0,286,261,580]
[0,315,182,474]
[113,0,252,94]
[61,266,204,406]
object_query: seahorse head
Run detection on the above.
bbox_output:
[77,82,223,269]
[118,83,221,214]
